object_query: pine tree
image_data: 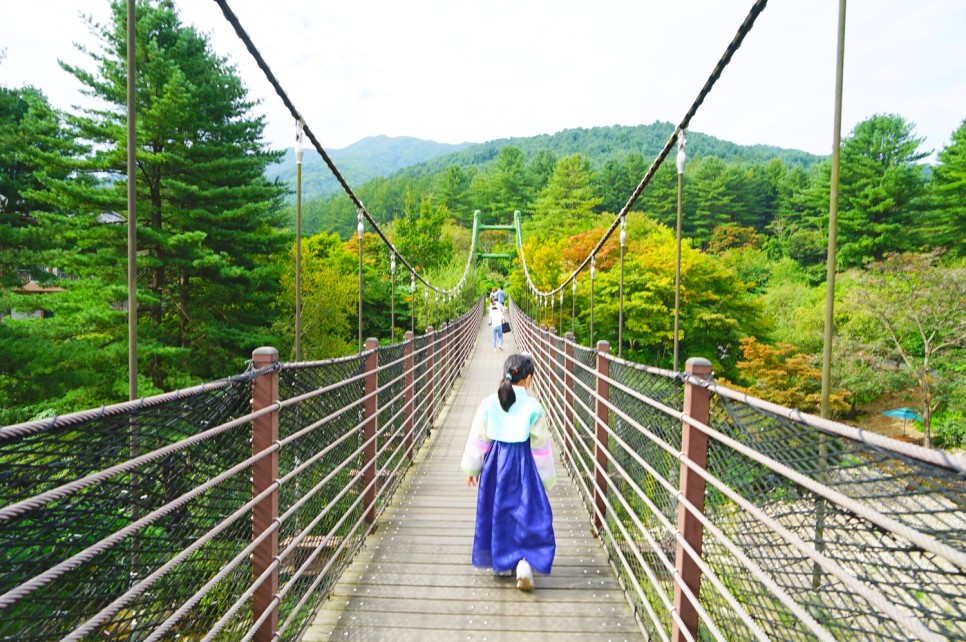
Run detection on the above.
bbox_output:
[530,154,602,238]
[684,156,734,247]
[837,114,928,268]
[34,0,288,390]
[0,85,77,289]
[923,118,966,256]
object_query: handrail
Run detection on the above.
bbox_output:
[0,296,484,642]
[509,301,966,642]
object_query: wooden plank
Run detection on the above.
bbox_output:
[309,609,638,635]
[325,582,631,605]
[304,324,643,641]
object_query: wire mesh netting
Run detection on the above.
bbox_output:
[374,342,409,515]
[606,360,686,636]
[273,354,367,641]
[697,393,966,641]
[568,343,601,511]
[0,298,484,642]
[512,307,966,642]
[411,335,431,446]
[0,375,259,641]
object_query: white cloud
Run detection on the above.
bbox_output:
[1,0,962,157]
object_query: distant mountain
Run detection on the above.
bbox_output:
[268,135,475,201]
[396,122,824,179]
[269,124,825,201]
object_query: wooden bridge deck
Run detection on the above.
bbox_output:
[305,323,642,641]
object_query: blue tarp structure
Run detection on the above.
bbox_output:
[882,407,923,421]
[881,407,923,438]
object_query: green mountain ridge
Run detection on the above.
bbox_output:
[268,135,474,200]
[270,123,825,200]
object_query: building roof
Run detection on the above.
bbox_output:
[14,281,67,294]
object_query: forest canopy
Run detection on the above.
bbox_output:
[1,1,964,451]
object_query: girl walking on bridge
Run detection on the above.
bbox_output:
[461,353,556,591]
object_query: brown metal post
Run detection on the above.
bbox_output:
[538,324,548,382]
[564,332,575,461]
[425,326,435,427]
[251,347,279,642]
[593,340,610,532]
[404,331,414,459]
[440,322,449,400]
[363,337,379,524]
[548,326,557,403]
[672,357,713,642]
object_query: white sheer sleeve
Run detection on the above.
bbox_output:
[529,412,556,489]
[460,402,492,477]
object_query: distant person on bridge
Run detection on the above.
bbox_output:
[488,302,505,351]
[461,353,556,591]
[496,286,505,306]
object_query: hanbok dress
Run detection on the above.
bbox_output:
[460,386,556,574]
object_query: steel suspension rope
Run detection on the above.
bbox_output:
[514,0,769,303]
[213,0,476,304]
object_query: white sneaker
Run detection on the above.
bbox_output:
[515,559,534,591]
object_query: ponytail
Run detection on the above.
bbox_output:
[497,353,535,412]
[497,376,516,412]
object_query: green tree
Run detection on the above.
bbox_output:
[433,165,474,224]
[597,153,651,215]
[274,232,356,359]
[527,149,558,196]
[837,114,928,268]
[923,118,966,256]
[634,160,677,227]
[849,251,966,447]
[684,156,734,247]
[482,146,531,222]
[558,215,765,377]
[530,154,602,238]
[0,85,77,289]
[34,0,288,390]
[394,189,453,274]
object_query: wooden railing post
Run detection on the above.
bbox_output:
[564,332,575,462]
[548,326,557,410]
[672,357,713,642]
[594,340,610,532]
[425,326,435,426]
[404,331,414,459]
[440,321,449,399]
[251,347,279,642]
[538,324,548,381]
[363,337,379,524]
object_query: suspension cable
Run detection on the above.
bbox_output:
[212,0,476,298]
[515,0,769,298]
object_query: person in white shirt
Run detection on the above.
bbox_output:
[488,302,505,351]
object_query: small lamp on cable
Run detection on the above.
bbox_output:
[295,120,304,166]
[677,130,687,175]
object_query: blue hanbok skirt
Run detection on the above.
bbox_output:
[472,440,555,575]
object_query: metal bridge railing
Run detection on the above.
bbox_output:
[511,303,966,642]
[0,297,483,642]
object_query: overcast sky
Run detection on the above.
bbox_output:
[1,1,963,158]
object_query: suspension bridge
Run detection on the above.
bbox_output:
[3,0,966,640]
